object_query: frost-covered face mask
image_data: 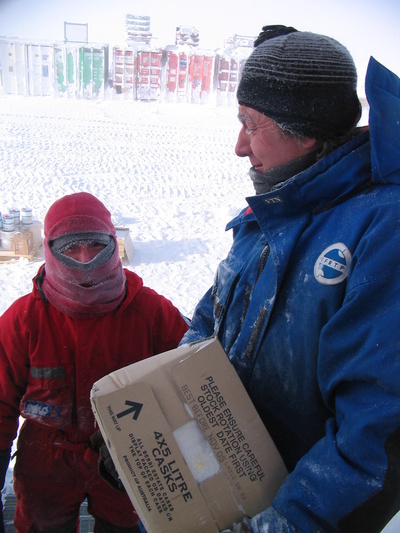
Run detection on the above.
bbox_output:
[40,192,126,318]
[50,232,115,271]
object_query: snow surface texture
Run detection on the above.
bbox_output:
[0,95,252,318]
[0,95,399,532]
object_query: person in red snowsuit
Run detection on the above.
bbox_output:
[0,192,189,533]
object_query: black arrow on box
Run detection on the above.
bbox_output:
[116,401,143,420]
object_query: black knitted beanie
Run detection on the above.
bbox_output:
[237,25,362,140]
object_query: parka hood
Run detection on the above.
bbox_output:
[366,56,400,184]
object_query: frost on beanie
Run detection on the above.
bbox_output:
[237,25,361,140]
[41,192,126,318]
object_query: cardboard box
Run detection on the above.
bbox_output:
[115,227,134,264]
[91,337,287,533]
[13,230,33,255]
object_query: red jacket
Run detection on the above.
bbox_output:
[0,267,189,448]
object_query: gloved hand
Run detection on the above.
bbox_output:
[0,448,11,533]
[222,516,252,533]
[90,431,126,493]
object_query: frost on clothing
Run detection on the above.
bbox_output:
[182,57,400,533]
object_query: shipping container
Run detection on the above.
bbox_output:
[111,47,136,99]
[54,44,76,97]
[215,53,249,106]
[54,43,108,99]
[163,47,189,102]
[26,44,53,96]
[0,41,27,95]
[188,51,215,104]
[136,49,162,101]
[77,46,107,99]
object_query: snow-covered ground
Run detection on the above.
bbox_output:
[0,94,253,318]
[0,94,399,532]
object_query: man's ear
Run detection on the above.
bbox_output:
[300,137,319,150]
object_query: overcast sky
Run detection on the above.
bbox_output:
[1,0,399,94]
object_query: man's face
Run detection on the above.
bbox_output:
[235,105,318,173]
[62,241,106,263]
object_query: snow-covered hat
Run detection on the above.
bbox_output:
[237,25,361,140]
[45,191,117,242]
[44,192,117,271]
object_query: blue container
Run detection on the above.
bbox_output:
[8,208,20,224]
[21,207,33,225]
[2,213,15,232]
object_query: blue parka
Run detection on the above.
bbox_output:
[182,57,400,532]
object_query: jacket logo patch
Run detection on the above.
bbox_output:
[23,400,61,419]
[314,243,352,285]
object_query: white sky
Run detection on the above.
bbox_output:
[0,0,399,94]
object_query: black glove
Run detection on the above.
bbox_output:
[90,431,126,493]
[0,448,11,533]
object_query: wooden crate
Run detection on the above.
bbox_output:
[115,227,134,264]
[0,240,42,262]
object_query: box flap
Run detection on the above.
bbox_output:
[93,381,218,533]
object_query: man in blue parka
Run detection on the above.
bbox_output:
[182,25,400,532]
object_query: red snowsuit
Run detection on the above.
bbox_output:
[0,267,189,532]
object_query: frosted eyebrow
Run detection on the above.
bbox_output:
[237,113,258,136]
[237,112,250,122]
[237,112,255,126]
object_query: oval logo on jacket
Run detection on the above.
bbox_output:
[314,243,352,285]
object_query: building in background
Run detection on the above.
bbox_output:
[0,14,254,104]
